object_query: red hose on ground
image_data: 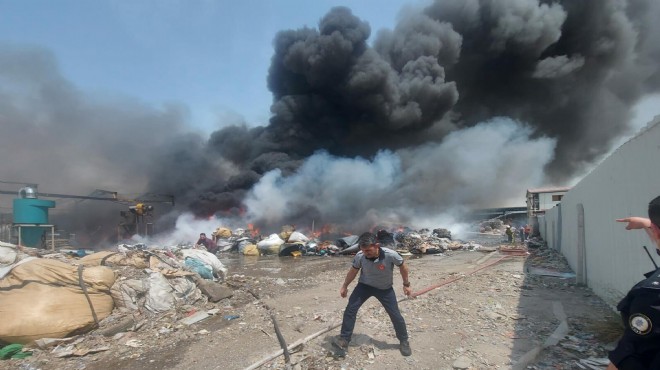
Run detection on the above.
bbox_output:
[409,255,512,298]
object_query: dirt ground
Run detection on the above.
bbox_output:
[4,236,623,370]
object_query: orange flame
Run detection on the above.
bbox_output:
[310,224,334,238]
[247,223,260,237]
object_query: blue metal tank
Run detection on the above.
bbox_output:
[13,188,56,247]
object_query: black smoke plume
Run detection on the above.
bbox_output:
[164,0,658,231]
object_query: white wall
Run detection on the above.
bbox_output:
[538,192,564,211]
[540,117,660,306]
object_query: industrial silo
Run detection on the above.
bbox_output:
[12,187,55,248]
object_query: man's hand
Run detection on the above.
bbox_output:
[606,362,618,370]
[616,217,652,230]
[340,285,348,298]
[403,285,412,297]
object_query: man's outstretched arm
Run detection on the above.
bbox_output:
[616,217,659,247]
[616,217,652,229]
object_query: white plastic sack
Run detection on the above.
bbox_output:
[288,231,309,243]
[111,279,147,311]
[179,249,227,280]
[170,277,205,305]
[258,233,285,247]
[257,234,284,254]
[144,272,175,313]
[0,256,36,280]
[0,244,18,266]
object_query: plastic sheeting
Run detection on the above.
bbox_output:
[144,271,175,313]
[179,249,227,280]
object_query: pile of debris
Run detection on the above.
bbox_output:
[0,222,494,364]
[211,225,486,257]
[477,218,506,233]
[0,240,238,361]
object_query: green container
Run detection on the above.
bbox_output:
[13,198,56,247]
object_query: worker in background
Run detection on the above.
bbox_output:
[333,232,412,357]
[607,195,660,370]
[505,225,513,243]
[524,224,531,240]
[195,233,218,254]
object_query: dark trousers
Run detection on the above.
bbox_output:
[340,282,408,342]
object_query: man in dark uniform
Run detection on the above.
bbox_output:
[608,195,660,369]
[333,232,413,356]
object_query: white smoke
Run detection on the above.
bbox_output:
[132,212,238,247]
[242,117,556,232]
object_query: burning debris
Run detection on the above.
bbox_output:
[201,223,485,257]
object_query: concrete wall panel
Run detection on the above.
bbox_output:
[539,118,660,306]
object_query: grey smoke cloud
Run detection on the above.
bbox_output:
[532,55,585,78]
[0,44,188,238]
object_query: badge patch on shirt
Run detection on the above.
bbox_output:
[629,313,652,335]
[378,264,385,270]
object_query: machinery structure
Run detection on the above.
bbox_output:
[118,202,156,240]
[0,182,174,247]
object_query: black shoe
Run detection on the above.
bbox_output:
[399,340,412,356]
[332,336,349,350]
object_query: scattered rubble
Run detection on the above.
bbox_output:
[0,226,623,370]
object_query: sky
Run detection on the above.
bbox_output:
[1,0,660,242]
[0,0,426,132]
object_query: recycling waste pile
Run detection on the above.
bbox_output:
[212,225,485,257]
[0,220,619,370]
[0,224,488,361]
